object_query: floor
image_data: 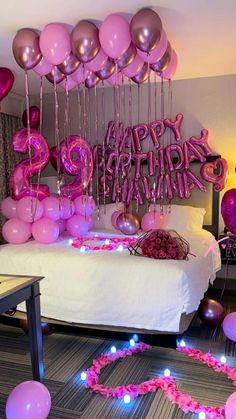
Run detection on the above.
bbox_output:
[0,289,235,418]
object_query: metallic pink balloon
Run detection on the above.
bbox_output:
[12,28,42,70]
[165,144,185,172]
[39,23,71,66]
[131,63,149,84]
[221,189,236,234]
[137,30,167,64]
[132,124,148,152]
[58,52,80,75]
[33,56,53,77]
[10,128,50,200]
[130,8,162,53]
[99,14,131,59]
[122,54,144,78]
[60,135,93,199]
[96,59,115,80]
[117,212,139,235]
[151,42,172,73]
[72,20,100,63]
[117,43,137,70]
[198,298,224,326]
[71,65,89,84]
[161,49,178,80]
[200,158,228,192]
[46,67,65,84]
[22,106,40,129]
[85,72,100,88]
[183,170,206,198]
[106,71,122,87]
[183,140,206,169]
[86,48,107,72]
[150,120,165,149]
[111,210,123,229]
[0,68,14,102]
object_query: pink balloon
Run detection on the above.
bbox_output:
[87,215,93,230]
[0,67,14,102]
[71,65,89,84]
[86,48,107,72]
[39,23,71,65]
[17,197,43,223]
[161,49,178,80]
[2,218,31,244]
[66,214,88,236]
[99,14,131,59]
[60,75,78,91]
[74,195,96,217]
[33,56,53,77]
[10,128,50,201]
[57,219,66,234]
[59,197,75,220]
[106,71,122,87]
[137,30,167,64]
[141,211,163,232]
[225,391,236,419]
[6,380,51,419]
[1,197,17,219]
[111,210,123,229]
[60,135,93,200]
[221,189,236,234]
[122,53,144,78]
[222,312,236,342]
[32,217,59,244]
[164,113,183,142]
[22,106,40,130]
[42,196,60,221]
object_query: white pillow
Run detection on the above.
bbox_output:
[150,204,206,232]
[92,202,124,232]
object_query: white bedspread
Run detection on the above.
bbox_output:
[0,229,221,332]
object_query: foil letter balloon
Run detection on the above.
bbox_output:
[10,128,50,200]
[60,135,93,199]
[200,158,228,192]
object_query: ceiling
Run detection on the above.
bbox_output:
[1,0,236,95]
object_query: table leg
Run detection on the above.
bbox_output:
[26,282,44,382]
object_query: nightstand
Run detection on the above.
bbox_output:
[218,233,236,265]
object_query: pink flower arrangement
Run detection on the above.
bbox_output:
[82,343,236,418]
[72,235,136,251]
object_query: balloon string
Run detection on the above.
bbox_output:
[220,258,229,301]
[64,77,69,146]
[25,70,35,218]
[160,74,165,213]
[53,67,61,196]
[94,83,100,217]
[147,62,151,211]
[35,76,43,201]
[87,88,92,198]
[138,84,140,125]
[101,80,106,212]
[77,84,81,136]
[154,71,157,121]
[82,81,86,139]
[128,78,132,214]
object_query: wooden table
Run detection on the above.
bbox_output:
[0,274,44,382]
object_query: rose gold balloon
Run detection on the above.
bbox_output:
[58,52,80,75]
[117,43,137,70]
[117,213,139,235]
[151,42,172,73]
[198,298,224,326]
[96,59,115,80]
[46,67,65,84]
[85,72,100,88]
[131,63,149,84]
[130,8,162,53]
[12,28,42,70]
[72,20,100,63]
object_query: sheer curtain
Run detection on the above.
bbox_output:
[0,113,22,241]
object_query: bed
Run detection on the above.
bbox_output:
[0,159,222,335]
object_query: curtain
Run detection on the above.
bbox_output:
[0,113,22,241]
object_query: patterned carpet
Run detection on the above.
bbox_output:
[0,289,235,418]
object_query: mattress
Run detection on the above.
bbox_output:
[0,229,221,332]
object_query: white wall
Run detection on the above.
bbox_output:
[30,74,236,233]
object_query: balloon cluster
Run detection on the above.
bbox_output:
[12,8,177,90]
[1,194,96,244]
